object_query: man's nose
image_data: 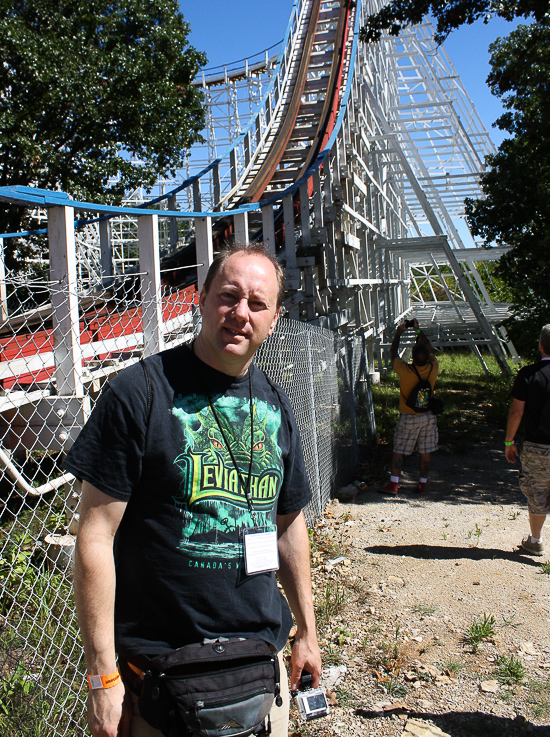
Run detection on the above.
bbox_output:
[232,298,249,321]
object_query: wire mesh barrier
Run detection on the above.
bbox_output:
[0,265,372,735]
[255,322,370,525]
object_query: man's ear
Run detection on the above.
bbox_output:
[198,287,207,315]
[267,307,281,336]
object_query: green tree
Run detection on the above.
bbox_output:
[465,21,550,352]
[359,0,548,44]
[0,0,206,268]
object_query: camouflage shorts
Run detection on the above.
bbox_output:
[519,442,550,516]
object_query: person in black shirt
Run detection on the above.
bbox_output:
[66,243,322,737]
[505,324,550,556]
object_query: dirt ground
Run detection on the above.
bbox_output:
[288,436,550,737]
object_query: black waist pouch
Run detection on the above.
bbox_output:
[136,637,281,737]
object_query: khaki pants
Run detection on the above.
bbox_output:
[130,651,290,737]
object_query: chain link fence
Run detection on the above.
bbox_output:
[0,264,373,735]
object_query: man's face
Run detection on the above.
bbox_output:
[197,252,280,376]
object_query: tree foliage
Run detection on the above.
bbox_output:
[0,0,206,267]
[359,0,549,44]
[465,21,550,338]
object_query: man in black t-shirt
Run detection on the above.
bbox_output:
[67,243,322,737]
[505,324,550,556]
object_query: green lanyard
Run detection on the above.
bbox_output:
[192,347,258,527]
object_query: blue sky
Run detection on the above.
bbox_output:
[180,2,525,148]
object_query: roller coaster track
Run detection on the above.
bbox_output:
[238,0,351,202]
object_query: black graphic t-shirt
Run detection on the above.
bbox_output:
[64,344,311,659]
[511,358,550,444]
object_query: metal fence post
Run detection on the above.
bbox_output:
[195,215,213,293]
[168,194,179,250]
[48,205,84,397]
[99,219,113,281]
[138,214,164,358]
[0,236,7,323]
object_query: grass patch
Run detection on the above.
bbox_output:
[496,654,525,685]
[528,678,550,720]
[334,685,354,707]
[377,675,407,698]
[322,644,344,666]
[315,582,350,625]
[411,601,438,616]
[465,613,496,652]
[540,561,550,575]
[442,657,466,676]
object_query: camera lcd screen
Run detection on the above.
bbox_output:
[305,693,328,713]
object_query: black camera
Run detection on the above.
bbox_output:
[292,671,330,721]
[404,319,415,328]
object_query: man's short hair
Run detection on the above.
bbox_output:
[412,343,430,367]
[202,242,285,309]
[540,324,550,355]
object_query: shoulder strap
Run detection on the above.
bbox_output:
[410,363,432,382]
[140,360,153,422]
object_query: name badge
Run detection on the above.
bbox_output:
[243,527,279,575]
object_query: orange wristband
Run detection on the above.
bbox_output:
[87,670,122,690]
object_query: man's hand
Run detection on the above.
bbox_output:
[87,683,132,737]
[505,399,525,463]
[276,511,322,692]
[397,322,408,335]
[505,443,519,463]
[290,630,322,692]
[412,318,419,330]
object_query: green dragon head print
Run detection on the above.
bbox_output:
[170,393,284,559]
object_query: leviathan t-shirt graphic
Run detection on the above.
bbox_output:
[172,394,284,560]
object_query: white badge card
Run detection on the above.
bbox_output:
[243,528,279,575]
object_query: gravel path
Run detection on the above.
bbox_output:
[288,438,550,737]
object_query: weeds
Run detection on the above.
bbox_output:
[466,523,483,544]
[411,601,437,616]
[323,644,344,666]
[334,685,354,707]
[334,626,351,647]
[316,582,349,625]
[540,561,550,575]
[501,613,522,628]
[465,613,496,652]
[442,657,465,676]
[496,654,525,685]
[528,678,550,720]
[378,676,407,698]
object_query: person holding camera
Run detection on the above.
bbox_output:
[380,318,439,495]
